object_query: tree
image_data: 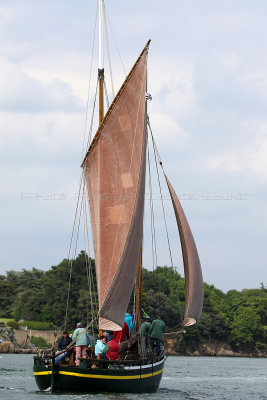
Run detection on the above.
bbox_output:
[0,275,15,317]
[231,306,263,348]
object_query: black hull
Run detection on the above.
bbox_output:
[33,357,165,393]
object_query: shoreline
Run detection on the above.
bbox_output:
[0,350,266,358]
[0,329,266,358]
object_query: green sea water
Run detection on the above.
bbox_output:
[0,354,266,400]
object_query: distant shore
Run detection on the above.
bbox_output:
[0,329,266,357]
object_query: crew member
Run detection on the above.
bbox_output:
[72,322,90,366]
[107,335,120,360]
[149,316,165,356]
[55,330,72,364]
[137,317,151,358]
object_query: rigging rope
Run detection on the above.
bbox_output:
[82,3,98,156]
[64,178,84,329]
[104,79,110,108]
[147,116,184,325]
[85,77,99,152]
[82,177,94,323]
[147,141,158,270]
[82,172,98,328]
[64,1,100,329]
[147,116,174,268]
[104,4,127,77]
[103,2,115,99]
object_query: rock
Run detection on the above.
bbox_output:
[0,341,16,353]
[216,349,235,356]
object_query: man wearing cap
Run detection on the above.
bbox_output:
[55,331,72,364]
[72,322,90,366]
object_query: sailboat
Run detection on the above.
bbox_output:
[33,0,203,394]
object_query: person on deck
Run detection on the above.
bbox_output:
[107,335,120,361]
[103,330,113,341]
[137,317,151,358]
[125,312,134,335]
[95,335,109,359]
[72,322,90,366]
[114,321,129,343]
[149,316,165,356]
[55,330,72,364]
[58,330,72,351]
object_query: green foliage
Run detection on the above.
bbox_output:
[6,320,19,329]
[31,336,50,349]
[2,252,97,331]
[143,289,181,329]
[0,276,16,317]
[1,253,267,353]
[0,318,19,329]
[19,321,54,330]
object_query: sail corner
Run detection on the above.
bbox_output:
[183,317,197,327]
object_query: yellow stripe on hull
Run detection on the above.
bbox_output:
[34,368,163,380]
[58,368,163,380]
[34,371,52,376]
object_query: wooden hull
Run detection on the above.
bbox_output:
[33,357,165,393]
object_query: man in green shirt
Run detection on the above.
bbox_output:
[149,316,165,355]
[137,317,151,358]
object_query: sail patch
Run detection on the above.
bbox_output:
[108,204,128,224]
[118,115,131,132]
[121,173,133,188]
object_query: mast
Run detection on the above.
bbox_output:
[98,0,104,124]
[135,245,142,331]
[98,0,104,337]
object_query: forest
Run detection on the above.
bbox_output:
[0,251,266,353]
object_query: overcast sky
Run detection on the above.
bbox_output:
[0,0,266,292]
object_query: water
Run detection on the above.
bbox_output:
[0,354,266,400]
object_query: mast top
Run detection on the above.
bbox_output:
[98,0,104,71]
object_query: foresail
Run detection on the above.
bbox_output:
[83,43,149,331]
[165,175,203,327]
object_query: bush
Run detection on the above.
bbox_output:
[7,320,19,329]
[19,321,54,330]
[0,318,19,329]
[31,336,50,349]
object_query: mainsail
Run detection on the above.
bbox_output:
[82,43,149,331]
[164,175,203,326]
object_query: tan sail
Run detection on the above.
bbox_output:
[82,43,149,330]
[164,175,203,326]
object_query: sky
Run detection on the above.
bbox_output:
[0,0,266,292]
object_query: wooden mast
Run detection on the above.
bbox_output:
[98,0,104,336]
[98,0,104,125]
[135,245,142,331]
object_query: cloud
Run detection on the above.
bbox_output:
[206,123,267,181]
[0,0,267,292]
[0,111,86,168]
[0,57,82,112]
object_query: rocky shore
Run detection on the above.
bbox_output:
[1,329,266,357]
[164,337,267,357]
[0,327,60,354]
